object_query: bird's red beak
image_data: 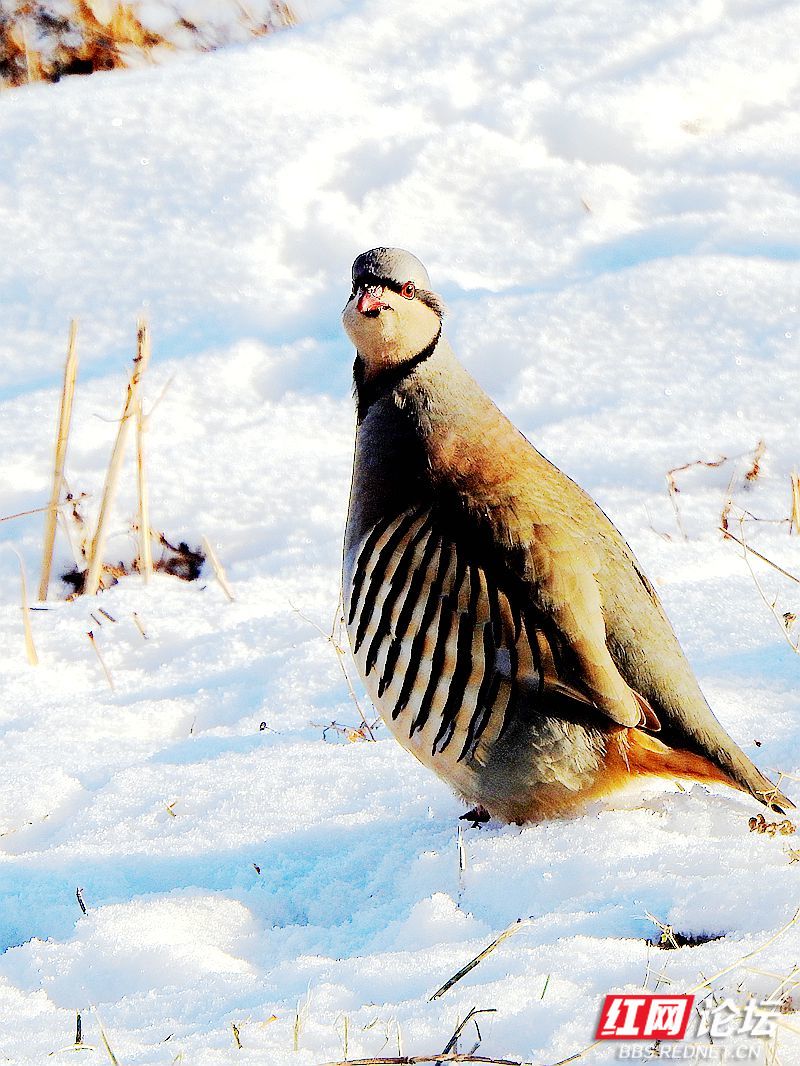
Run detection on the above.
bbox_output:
[357,290,390,315]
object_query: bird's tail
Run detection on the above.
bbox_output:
[622,729,795,813]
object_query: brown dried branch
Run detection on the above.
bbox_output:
[670,440,767,539]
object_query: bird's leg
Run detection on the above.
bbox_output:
[460,804,490,828]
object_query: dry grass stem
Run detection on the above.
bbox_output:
[440,1008,496,1059]
[231,1022,242,1049]
[48,1012,96,1055]
[87,631,114,691]
[316,1056,523,1065]
[688,906,800,994]
[727,518,800,656]
[201,535,235,602]
[666,453,730,540]
[666,470,688,540]
[644,910,680,950]
[135,335,154,581]
[719,528,800,585]
[456,824,467,904]
[2,504,58,524]
[85,321,151,595]
[132,612,148,639]
[745,438,767,482]
[12,548,39,665]
[546,909,800,1066]
[93,1009,120,1066]
[429,918,533,1001]
[291,600,376,740]
[39,320,79,601]
[791,473,800,535]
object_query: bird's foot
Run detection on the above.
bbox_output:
[460,804,490,828]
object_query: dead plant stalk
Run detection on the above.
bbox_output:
[429,918,533,1001]
[727,518,800,656]
[85,320,151,595]
[315,1056,522,1065]
[135,331,153,582]
[201,536,234,602]
[13,549,39,665]
[791,473,800,535]
[39,320,79,601]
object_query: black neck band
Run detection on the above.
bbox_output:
[354,325,442,421]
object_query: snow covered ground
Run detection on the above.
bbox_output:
[1,0,799,1062]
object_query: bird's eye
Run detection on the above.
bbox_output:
[401,281,416,300]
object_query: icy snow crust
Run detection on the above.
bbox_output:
[1,0,799,1062]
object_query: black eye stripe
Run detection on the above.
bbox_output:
[350,276,444,318]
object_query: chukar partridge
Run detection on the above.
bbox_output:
[342,246,792,823]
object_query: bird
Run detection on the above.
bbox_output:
[341,246,792,823]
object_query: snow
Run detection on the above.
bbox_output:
[1,0,800,1062]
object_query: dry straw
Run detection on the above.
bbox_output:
[39,319,79,601]
[136,401,153,581]
[201,535,235,602]
[85,320,151,595]
[12,548,39,665]
[791,472,800,535]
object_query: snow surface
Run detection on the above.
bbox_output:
[1,0,800,1063]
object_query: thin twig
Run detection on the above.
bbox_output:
[201,535,235,602]
[2,504,53,523]
[719,528,800,584]
[666,471,688,541]
[730,518,799,656]
[40,320,79,601]
[429,918,533,1001]
[290,599,375,740]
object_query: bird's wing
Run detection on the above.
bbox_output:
[347,502,657,770]
[519,516,658,730]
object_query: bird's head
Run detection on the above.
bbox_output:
[343,247,444,379]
